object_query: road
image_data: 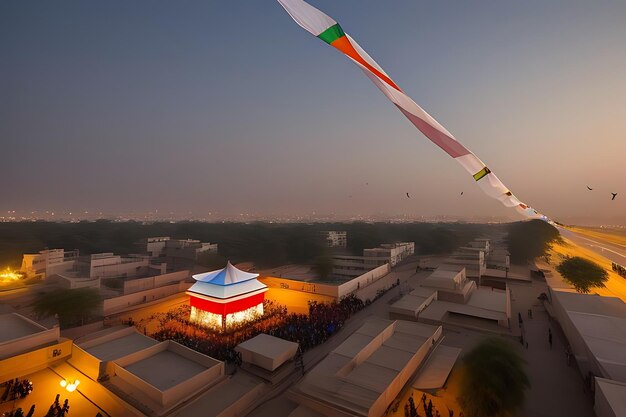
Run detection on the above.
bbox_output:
[558,227,626,265]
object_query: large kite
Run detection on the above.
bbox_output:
[277,0,548,221]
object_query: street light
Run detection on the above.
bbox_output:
[60,379,80,392]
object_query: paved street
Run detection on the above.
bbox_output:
[558,227,626,265]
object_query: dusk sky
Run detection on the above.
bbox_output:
[2,1,625,222]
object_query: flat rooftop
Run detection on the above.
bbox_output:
[260,264,356,284]
[553,290,626,318]
[79,327,158,362]
[389,293,433,317]
[172,372,264,416]
[237,333,298,361]
[419,300,507,323]
[553,290,626,381]
[294,318,440,416]
[412,345,461,390]
[466,288,507,313]
[125,350,208,391]
[0,313,48,343]
[260,264,318,282]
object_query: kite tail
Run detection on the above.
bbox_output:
[277,0,548,221]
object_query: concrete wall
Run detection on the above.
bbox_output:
[261,264,390,301]
[215,382,265,417]
[123,270,189,295]
[0,316,60,360]
[336,264,390,298]
[506,285,512,321]
[549,289,605,380]
[112,341,224,407]
[260,277,339,298]
[594,378,622,417]
[103,282,191,315]
[47,274,101,289]
[0,339,72,383]
[68,344,103,381]
[370,324,442,417]
[89,254,150,279]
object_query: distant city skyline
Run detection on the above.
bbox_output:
[2,1,625,223]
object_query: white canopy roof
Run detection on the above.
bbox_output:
[192,261,259,286]
[188,279,266,300]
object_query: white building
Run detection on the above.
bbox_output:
[143,237,170,257]
[364,242,415,267]
[421,267,477,304]
[0,313,69,382]
[20,249,79,279]
[390,265,510,328]
[549,289,626,383]
[140,237,219,262]
[331,254,389,278]
[319,231,347,248]
[289,318,443,417]
[440,249,486,282]
[332,242,415,277]
[466,238,490,255]
[165,239,218,261]
[77,253,151,279]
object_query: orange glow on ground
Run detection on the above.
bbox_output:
[389,366,464,417]
[264,288,335,315]
[549,238,626,302]
[0,268,22,283]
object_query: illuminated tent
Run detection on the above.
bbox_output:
[277,0,549,222]
[187,262,267,331]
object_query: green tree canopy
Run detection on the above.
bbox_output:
[33,288,102,328]
[312,253,335,281]
[459,338,530,417]
[507,220,560,264]
[556,256,608,293]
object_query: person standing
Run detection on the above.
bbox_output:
[548,328,553,349]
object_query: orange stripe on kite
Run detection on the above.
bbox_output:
[330,36,401,92]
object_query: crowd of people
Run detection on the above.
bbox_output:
[43,394,69,417]
[403,393,457,417]
[1,379,33,403]
[145,295,365,361]
[612,262,626,278]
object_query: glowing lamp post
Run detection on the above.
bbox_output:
[60,379,80,392]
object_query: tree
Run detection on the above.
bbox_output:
[312,253,334,280]
[459,338,530,417]
[33,288,102,328]
[197,252,227,270]
[556,256,608,293]
[507,220,560,264]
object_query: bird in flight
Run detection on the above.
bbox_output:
[611,193,618,201]
[406,193,411,199]
[587,186,593,191]
[460,191,464,196]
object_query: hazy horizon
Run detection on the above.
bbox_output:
[2,1,625,223]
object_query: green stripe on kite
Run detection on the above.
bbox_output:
[473,167,491,181]
[318,23,345,45]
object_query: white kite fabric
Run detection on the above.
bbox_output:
[277,0,548,221]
